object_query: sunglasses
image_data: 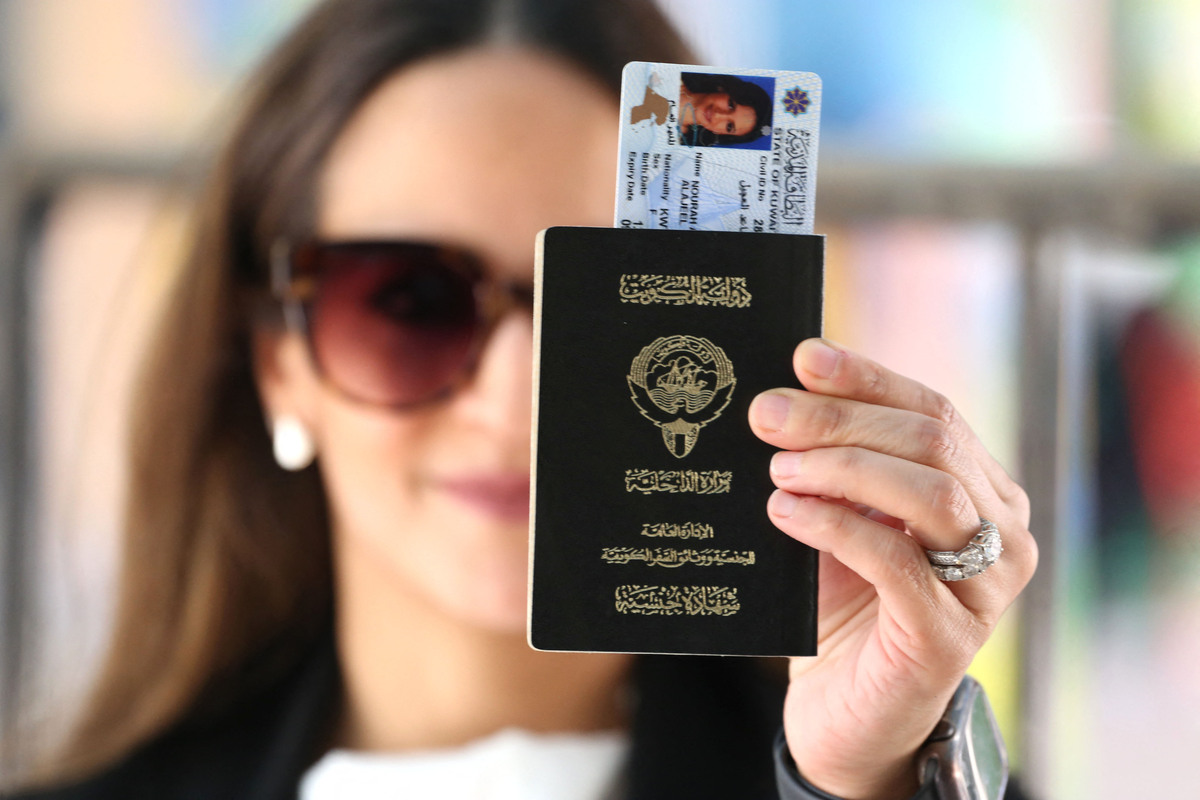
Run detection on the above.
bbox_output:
[271,239,533,408]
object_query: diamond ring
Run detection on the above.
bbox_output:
[925,519,1002,581]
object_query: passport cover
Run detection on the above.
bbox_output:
[529,227,823,656]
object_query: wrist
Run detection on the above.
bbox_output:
[775,731,933,800]
[782,710,933,800]
[776,678,1010,800]
[794,753,920,800]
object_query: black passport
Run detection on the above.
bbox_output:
[529,227,823,657]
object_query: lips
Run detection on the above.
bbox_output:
[436,474,531,522]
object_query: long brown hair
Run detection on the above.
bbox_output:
[43,0,693,784]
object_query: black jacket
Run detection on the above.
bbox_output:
[5,637,1029,800]
[7,636,789,800]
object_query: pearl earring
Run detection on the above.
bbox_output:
[272,415,315,471]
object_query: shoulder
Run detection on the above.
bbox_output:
[4,635,339,800]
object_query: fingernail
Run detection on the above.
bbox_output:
[800,339,841,379]
[770,451,803,478]
[768,489,798,518]
[751,392,790,431]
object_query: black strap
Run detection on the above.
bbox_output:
[773,730,937,800]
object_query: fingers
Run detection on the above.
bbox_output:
[769,447,978,552]
[766,493,980,656]
[749,389,997,516]
[791,338,1027,521]
[791,338,943,418]
[768,488,1018,624]
[751,338,1038,619]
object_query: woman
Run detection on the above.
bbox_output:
[678,72,774,146]
[8,0,1037,798]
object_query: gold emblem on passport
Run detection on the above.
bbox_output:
[627,335,736,458]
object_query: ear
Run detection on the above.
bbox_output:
[252,328,321,431]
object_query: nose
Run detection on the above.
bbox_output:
[708,108,735,134]
[452,309,534,442]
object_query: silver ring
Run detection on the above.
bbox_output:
[926,519,1002,581]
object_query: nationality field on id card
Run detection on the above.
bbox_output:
[615,62,821,236]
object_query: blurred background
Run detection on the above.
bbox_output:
[1,1,1198,797]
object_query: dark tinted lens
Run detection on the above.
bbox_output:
[306,243,480,406]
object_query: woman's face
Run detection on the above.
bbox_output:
[693,91,757,137]
[263,49,617,632]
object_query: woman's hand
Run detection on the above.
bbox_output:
[748,339,1037,800]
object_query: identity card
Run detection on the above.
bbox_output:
[615,62,821,234]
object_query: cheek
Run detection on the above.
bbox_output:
[313,401,530,631]
[738,108,757,136]
[315,404,428,538]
